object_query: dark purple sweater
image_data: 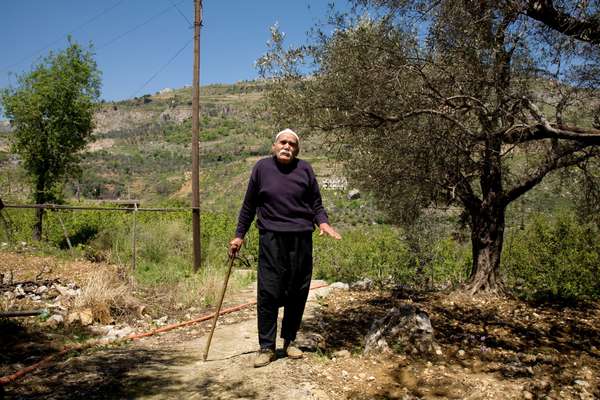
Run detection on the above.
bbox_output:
[235,156,329,238]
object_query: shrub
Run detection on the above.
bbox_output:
[313,225,413,285]
[426,237,471,288]
[502,211,600,301]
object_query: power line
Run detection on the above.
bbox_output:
[167,0,193,28]
[0,0,126,73]
[97,0,187,51]
[129,38,193,98]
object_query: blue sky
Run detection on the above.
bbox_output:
[1,1,342,102]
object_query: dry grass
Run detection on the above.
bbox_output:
[138,263,255,318]
[74,268,140,323]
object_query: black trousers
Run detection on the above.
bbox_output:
[257,230,313,350]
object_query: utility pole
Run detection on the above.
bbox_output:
[191,0,202,271]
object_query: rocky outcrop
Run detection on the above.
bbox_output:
[93,107,159,134]
[364,304,440,356]
[159,106,192,124]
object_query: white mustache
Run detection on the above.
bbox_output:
[278,149,292,157]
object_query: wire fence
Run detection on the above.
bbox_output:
[0,199,195,271]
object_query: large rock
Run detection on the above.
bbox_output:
[364,304,436,356]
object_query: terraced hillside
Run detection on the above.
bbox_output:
[0,81,383,226]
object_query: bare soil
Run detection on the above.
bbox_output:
[2,252,599,399]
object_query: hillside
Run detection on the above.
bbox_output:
[0,80,382,226]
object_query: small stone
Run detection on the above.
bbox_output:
[89,325,110,335]
[66,312,80,325]
[333,350,351,358]
[457,349,466,358]
[341,370,349,379]
[350,278,373,291]
[54,284,78,297]
[35,285,48,294]
[330,282,349,290]
[14,286,25,298]
[347,189,361,200]
[574,380,589,387]
[523,391,533,400]
[367,376,376,381]
[79,309,94,326]
[46,314,64,328]
[105,326,134,339]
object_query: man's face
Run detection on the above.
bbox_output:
[272,133,299,164]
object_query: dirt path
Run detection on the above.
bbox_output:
[6,274,599,399]
[5,282,333,400]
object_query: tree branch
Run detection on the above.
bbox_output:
[502,97,600,144]
[362,109,477,136]
[504,146,599,204]
[524,0,600,45]
[504,123,600,145]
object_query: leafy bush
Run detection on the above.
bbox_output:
[313,225,413,285]
[426,237,471,287]
[502,211,600,300]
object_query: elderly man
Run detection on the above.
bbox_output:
[229,128,341,368]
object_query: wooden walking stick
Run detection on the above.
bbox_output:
[202,254,236,361]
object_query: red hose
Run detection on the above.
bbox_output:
[0,282,328,386]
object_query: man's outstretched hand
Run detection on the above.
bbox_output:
[319,223,342,240]
[229,237,244,257]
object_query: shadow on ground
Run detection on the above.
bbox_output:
[191,376,260,399]
[300,289,600,399]
[4,346,199,399]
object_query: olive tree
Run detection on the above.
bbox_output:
[258,0,600,293]
[1,40,101,240]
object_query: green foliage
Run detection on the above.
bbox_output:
[258,1,600,293]
[0,40,101,204]
[503,212,600,301]
[313,225,413,285]
[426,237,471,287]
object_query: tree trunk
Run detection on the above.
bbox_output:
[33,207,44,241]
[465,205,506,294]
[32,178,46,241]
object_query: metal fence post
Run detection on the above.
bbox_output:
[131,203,138,271]
[56,211,73,253]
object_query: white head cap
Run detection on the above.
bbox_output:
[275,128,299,143]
